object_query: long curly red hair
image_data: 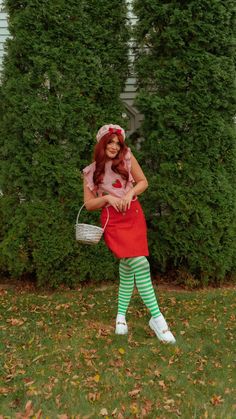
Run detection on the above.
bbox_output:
[93,133,129,187]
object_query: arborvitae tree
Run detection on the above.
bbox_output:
[0,0,129,286]
[133,0,236,284]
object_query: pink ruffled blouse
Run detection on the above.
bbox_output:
[83,148,135,198]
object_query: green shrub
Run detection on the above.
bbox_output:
[133,0,236,284]
[0,0,128,286]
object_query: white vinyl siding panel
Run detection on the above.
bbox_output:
[0,4,9,73]
[123,1,142,134]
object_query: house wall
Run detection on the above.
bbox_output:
[0,1,9,74]
[0,1,141,135]
[122,1,142,135]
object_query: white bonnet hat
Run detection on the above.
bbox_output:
[96,124,125,142]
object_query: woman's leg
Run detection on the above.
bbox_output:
[126,256,161,318]
[117,258,135,316]
[126,256,176,344]
[116,258,135,334]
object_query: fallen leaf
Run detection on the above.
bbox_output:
[56,394,62,408]
[167,375,177,382]
[25,400,34,414]
[168,356,175,365]
[88,392,100,402]
[154,369,161,377]
[94,374,100,383]
[125,368,133,377]
[109,358,124,368]
[128,388,141,398]
[130,403,138,414]
[158,380,167,389]
[118,348,125,355]
[55,303,71,310]
[15,400,34,418]
[210,395,224,405]
[7,318,25,326]
[164,399,175,405]
[0,387,11,395]
[35,410,43,419]
[24,380,35,387]
[100,408,108,416]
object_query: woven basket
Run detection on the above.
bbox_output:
[75,204,109,245]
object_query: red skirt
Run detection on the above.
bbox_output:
[100,199,149,258]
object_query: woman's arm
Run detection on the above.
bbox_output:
[130,154,148,196]
[83,177,107,210]
[83,177,123,212]
[121,154,148,211]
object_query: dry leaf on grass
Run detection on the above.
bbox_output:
[88,392,101,402]
[128,386,142,398]
[6,318,25,326]
[100,408,108,416]
[210,395,224,405]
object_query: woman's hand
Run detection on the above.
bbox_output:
[120,189,135,212]
[106,195,123,212]
[106,190,135,212]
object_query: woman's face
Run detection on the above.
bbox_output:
[105,135,121,159]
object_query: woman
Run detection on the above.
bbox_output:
[83,124,176,344]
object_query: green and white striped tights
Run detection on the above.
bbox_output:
[118,256,161,319]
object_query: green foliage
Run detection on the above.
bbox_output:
[133,0,236,283]
[0,0,129,286]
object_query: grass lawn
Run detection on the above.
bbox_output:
[0,281,235,418]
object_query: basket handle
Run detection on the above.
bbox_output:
[76,203,110,231]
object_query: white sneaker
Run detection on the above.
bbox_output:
[115,321,128,335]
[149,315,176,344]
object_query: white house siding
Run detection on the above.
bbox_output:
[122,0,142,135]
[0,1,141,134]
[0,0,9,74]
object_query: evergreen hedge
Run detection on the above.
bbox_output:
[133,0,236,284]
[0,0,129,286]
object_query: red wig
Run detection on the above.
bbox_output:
[93,133,129,187]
